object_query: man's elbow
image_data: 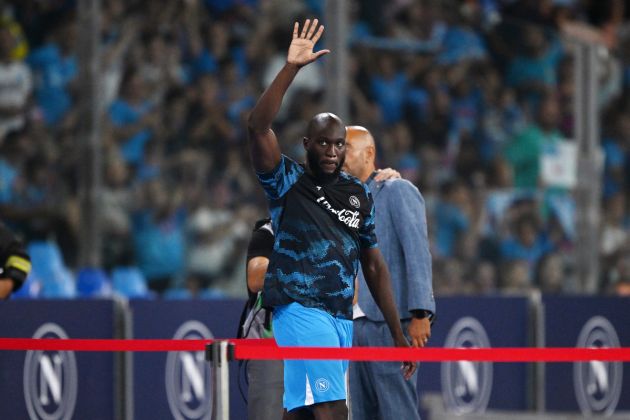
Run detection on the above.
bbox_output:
[360,254,382,280]
[0,280,13,299]
[246,111,269,134]
[247,281,263,294]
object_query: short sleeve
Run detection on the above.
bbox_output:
[358,188,378,249]
[256,155,304,200]
[246,221,274,261]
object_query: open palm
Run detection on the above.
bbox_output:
[287,19,330,67]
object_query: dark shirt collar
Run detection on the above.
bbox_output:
[365,171,378,185]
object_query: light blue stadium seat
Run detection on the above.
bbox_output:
[40,269,76,298]
[163,288,193,300]
[27,240,76,298]
[28,240,65,277]
[112,266,151,299]
[198,287,227,300]
[76,267,112,298]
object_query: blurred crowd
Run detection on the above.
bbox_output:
[0,0,629,299]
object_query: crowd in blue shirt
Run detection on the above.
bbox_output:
[0,0,629,299]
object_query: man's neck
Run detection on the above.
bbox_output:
[360,166,376,183]
[305,163,339,185]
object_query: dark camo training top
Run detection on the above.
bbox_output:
[257,155,378,319]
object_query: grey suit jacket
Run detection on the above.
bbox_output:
[357,177,435,321]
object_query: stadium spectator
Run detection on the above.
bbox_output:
[500,213,554,274]
[505,25,564,100]
[434,180,472,258]
[0,24,32,141]
[500,259,532,294]
[131,179,186,294]
[26,16,77,126]
[0,221,31,299]
[535,252,566,294]
[504,93,564,189]
[607,251,630,296]
[109,67,159,166]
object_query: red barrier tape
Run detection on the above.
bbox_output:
[234,346,630,362]
[0,338,271,352]
[1,338,630,362]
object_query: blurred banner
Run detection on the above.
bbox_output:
[543,296,630,416]
[417,296,530,414]
[130,299,246,420]
[3,296,630,418]
[0,300,120,420]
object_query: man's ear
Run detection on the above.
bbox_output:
[366,145,376,163]
[303,137,309,149]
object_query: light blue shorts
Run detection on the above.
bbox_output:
[273,302,353,412]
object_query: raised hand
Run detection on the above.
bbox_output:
[287,19,330,68]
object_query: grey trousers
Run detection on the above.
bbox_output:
[349,318,421,420]
[247,359,284,420]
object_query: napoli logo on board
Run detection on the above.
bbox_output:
[23,323,78,420]
[441,317,493,414]
[574,316,622,417]
[165,321,214,420]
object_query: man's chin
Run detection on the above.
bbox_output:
[315,166,341,182]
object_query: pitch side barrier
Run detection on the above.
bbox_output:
[1,296,629,419]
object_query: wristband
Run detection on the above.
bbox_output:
[411,309,435,325]
[411,310,430,319]
[4,254,31,292]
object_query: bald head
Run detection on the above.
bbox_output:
[343,126,376,182]
[307,113,345,139]
[346,126,375,149]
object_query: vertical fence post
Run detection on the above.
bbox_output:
[206,341,234,420]
[77,0,103,268]
[324,0,349,121]
[573,40,603,294]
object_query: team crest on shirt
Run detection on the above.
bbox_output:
[349,195,360,208]
[315,378,330,393]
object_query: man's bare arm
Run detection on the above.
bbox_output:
[0,279,13,299]
[247,256,269,294]
[247,19,329,173]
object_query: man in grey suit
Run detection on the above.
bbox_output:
[344,126,435,420]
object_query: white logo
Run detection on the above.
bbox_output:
[316,186,322,191]
[316,197,360,228]
[349,195,360,208]
[23,323,78,420]
[166,321,214,420]
[574,316,622,417]
[315,378,330,393]
[441,317,493,414]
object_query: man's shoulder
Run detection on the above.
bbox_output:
[381,178,422,197]
[338,171,370,194]
[256,154,305,188]
[339,170,364,186]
